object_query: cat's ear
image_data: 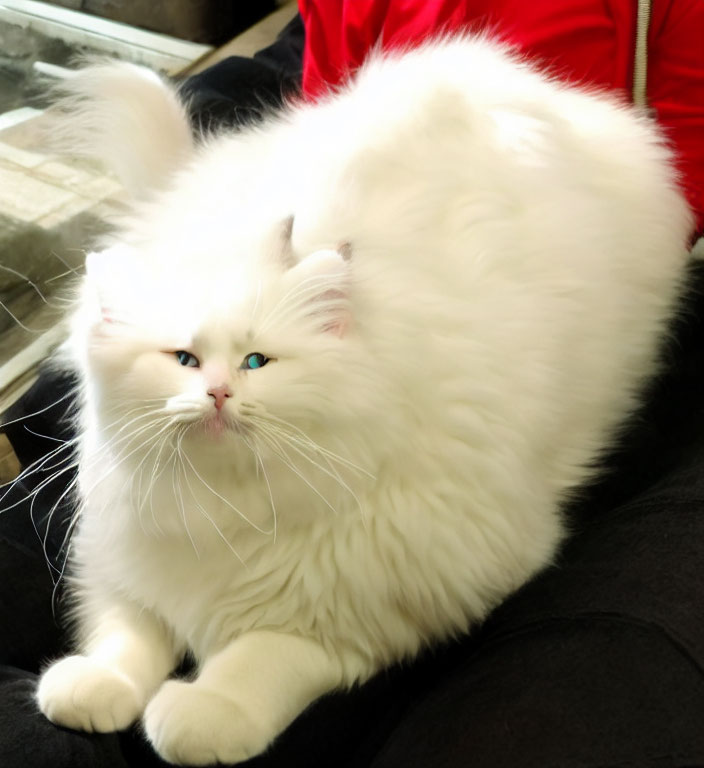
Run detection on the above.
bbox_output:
[85,245,148,325]
[267,215,295,268]
[285,246,352,336]
[44,61,193,198]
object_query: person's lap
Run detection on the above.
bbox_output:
[3,425,704,768]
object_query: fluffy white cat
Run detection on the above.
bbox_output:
[36,36,693,765]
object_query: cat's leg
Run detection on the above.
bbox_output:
[37,597,178,732]
[144,630,345,766]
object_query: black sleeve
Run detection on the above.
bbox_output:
[178,14,304,133]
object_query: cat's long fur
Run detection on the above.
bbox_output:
[36,37,693,765]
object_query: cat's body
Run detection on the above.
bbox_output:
[36,37,693,765]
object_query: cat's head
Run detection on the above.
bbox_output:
[76,222,361,464]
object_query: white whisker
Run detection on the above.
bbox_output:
[176,430,247,567]
[22,425,70,444]
[179,447,273,536]
[172,434,199,558]
[258,420,365,514]
[0,388,77,431]
[0,263,52,304]
[249,411,373,477]
[255,427,339,516]
[242,432,277,543]
[258,273,343,334]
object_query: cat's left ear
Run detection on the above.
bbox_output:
[285,245,352,336]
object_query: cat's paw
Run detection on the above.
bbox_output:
[36,655,143,732]
[144,680,268,766]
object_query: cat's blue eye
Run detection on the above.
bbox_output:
[175,350,200,368]
[241,353,270,370]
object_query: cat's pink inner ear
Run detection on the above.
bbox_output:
[286,248,351,335]
[331,244,352,335]
[316,284,350,336]
[324,312,349,337]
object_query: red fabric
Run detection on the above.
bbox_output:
[298,0,704,235]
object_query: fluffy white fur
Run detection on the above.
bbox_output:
[36,37,693,765]
[47,61,193,197]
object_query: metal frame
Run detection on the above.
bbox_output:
[0,0,212,73]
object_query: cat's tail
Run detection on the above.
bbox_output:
[44,61,194,199]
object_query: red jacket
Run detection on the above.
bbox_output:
[298,0,704,236]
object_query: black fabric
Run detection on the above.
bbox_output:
[0,479,65,672]
[0,666,129,768]
[2,15,704,766]
[178,14,304,133]
[3,303,704,768]
[372,620,704,768]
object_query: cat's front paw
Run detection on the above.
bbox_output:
[144,680,268,766]
[37,655,143,732]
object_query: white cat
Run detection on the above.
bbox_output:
[36,37,693,765]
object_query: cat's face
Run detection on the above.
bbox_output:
[80,235,355,462]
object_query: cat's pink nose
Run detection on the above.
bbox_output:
[207,384,232,411]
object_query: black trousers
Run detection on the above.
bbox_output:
[2,22,704,766]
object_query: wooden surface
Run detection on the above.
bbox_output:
[0,433,20,484]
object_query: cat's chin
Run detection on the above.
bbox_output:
[189,413,250,443]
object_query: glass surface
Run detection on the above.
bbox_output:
[0,20,78,112]
[0,3,209,410]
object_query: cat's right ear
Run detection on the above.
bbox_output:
[45,62,194,199]
[85,245,148,325]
